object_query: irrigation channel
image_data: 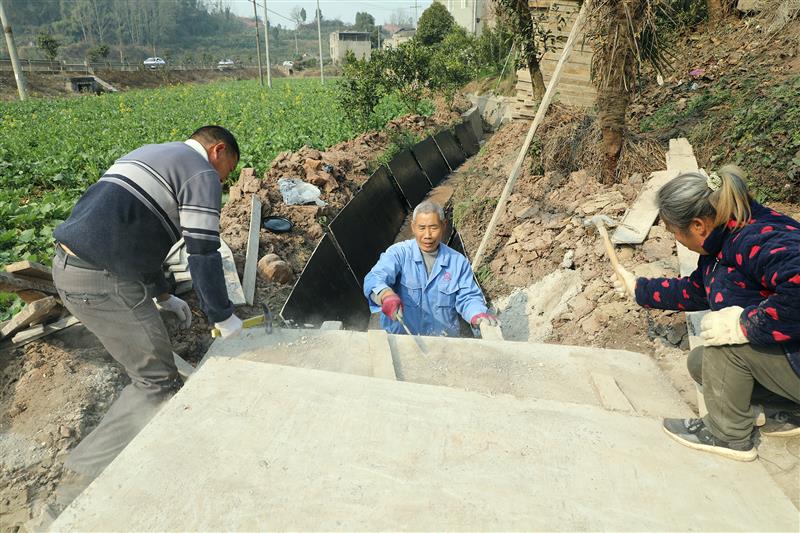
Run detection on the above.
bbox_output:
[280,114,482,330]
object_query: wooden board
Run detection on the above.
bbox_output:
[611,170,678,244]
[664,138,706,352]
[10,315,80,346]
[666,138,697,173]
[5,260,53,281]
[242,194,262,306]
[0,271,58,295]
[0,297,59,339]
[219,239,246,306]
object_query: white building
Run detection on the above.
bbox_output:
[382,28,416,49]
[435,0,494,36]
[329,31,372,64]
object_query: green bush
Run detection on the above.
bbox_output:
[416,2,455,46]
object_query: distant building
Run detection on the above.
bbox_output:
[329,31,372,64]
[434,0,496,36]
[382,28,416,49]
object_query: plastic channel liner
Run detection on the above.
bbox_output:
[433,130,466,171]
[454,122,480,157]
[329,167,408,281]
[280,234,371,330]
[411,136,449,187]
[387,149,432,208]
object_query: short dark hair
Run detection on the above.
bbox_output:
[190,125,240,159]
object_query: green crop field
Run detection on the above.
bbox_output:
[0,77,419,318]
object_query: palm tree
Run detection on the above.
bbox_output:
[588,0,671,183]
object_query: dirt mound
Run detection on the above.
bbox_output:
[0,328,125,529]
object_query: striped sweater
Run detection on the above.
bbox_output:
[54,141,233,322]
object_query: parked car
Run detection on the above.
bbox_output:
[143,57,166,69]
[281,60,294,68]
[217,59,235,70]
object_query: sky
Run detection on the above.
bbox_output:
[221,1,435,26]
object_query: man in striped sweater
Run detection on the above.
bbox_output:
[52,125,243,486]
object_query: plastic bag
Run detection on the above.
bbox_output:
[278,178,327,206]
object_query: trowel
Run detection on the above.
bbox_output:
[397,315,428,357]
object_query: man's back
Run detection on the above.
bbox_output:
[54,142,220,281]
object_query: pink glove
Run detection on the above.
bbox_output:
[381,294,403,321]
[471,312,499,327]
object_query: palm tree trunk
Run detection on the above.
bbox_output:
[596,0,638,184]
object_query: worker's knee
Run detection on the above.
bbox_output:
[687,346,704,384]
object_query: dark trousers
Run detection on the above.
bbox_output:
[688,344,800,445]
[52,247,179,478]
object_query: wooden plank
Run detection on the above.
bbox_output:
[366,329,396,381]
[666,138,698,173]
[242,194,262,306]
[5,260,53,281]
[665,138,707,354]
[0,271,58,295]
[611,170,678,244]
[590,373,636,413]
[0,297,59,339]
[173,352,196,381]
[10,315,80,346]
[219,239,246,306]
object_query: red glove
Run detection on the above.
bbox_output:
[381,293,403,321]
[471,312,499,327]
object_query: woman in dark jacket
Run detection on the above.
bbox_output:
[615,165,800,461]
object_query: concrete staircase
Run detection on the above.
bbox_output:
[52,327,799,531]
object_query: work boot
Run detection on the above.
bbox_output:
[662,418,757,462]
[759,411,800,437]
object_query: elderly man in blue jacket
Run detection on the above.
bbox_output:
[363,200,497,336]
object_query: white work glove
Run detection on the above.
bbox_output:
[154,295,192,329]
[700,306,748,346]
[613,266,637,298]
[214,313,243,339]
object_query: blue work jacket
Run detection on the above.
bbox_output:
[363,239,488,337]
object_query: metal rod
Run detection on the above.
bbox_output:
[252,0,264,86]
[0,0,27,101]
[316,0,324,84]
[262,0,272,88]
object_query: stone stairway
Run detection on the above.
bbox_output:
[52,328,799,531]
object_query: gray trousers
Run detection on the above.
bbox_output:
[688,344,800,445]
[52,248,179,478]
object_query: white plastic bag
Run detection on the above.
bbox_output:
[278,178,327,206]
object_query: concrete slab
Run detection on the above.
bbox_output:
[204,328,690,418]
[389,334,693,418]
[53,358,798,531]
[201,328,395,381]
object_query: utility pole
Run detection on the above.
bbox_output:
[0,0,27,101]
[472,0,478,35]
[262,0,271,88]
[252,0,264,86]
[414,0,419,27]
[316,0,324,85]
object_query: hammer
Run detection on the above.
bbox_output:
[211,303,272,338]
[582,215,625,273]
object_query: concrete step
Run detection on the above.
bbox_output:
[52,357,798,531]
[202,328,690,418]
